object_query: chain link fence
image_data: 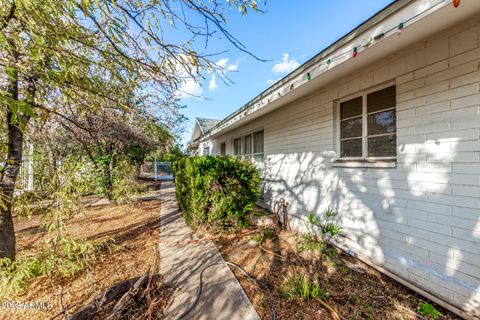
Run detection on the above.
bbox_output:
[140,161,173,181]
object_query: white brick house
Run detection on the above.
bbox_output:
[193,1,480,317]
[187,118,220,155]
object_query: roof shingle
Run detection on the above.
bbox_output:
[197,118,221,133]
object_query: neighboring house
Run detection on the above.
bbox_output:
[193,0,480,318]
[187,118,221,155]
[15,140,34,194]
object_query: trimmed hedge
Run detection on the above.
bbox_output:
[174,156,261,228]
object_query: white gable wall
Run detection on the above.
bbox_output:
[190,122,203,142]
[197,139,216,156]
[213,16,480,317]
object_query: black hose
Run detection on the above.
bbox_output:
[251,251,265,274]
[175,261,276,320]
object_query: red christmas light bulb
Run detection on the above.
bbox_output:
[397,22,404,35]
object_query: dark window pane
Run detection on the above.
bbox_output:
[253,154,264,162]
[244,135,252,154]
[253,130,264,153]
[341,138,362,157]
[340,97,362,119]
[340,117,362,139]
[367,86,396,113]
[368,134,396,157]
[233,138,242,155]
[220,143,226,155]
[368,110,396,135]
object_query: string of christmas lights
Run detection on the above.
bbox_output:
[206,0,462,136]
[267,0,458,102]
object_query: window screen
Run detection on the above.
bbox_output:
[253,130,264,154]
[367,86,396,157]
[244,134,252,155]
[340,97,362,157]
[233,138,242,155]
[233,130,264,163]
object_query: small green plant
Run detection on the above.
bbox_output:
[418,302,441,319]
[252,209,270,217]
[348,294,359,304]
[323,246,338,259]
[362,303,374,316]
[252,227,278,244]
[252,233,263,244]
[296,234,323,253]
[297,209,342,255]
[282,272,329,302]
[0,237,114,298]
[305,209,342,242]
[339,265,349,274]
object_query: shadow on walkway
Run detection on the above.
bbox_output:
[159,181,260,320]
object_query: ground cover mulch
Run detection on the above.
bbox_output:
[209,225,461,320]
[1,182,170,320]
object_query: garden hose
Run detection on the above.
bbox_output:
[175,261,276,320]
[250,251,265,273]
[259,244,285,260]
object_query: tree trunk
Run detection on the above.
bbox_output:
[0,68,21,261]
[134,164,141,179]
[104,159,114,200]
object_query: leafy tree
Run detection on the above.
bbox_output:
[161,145,186,163]
[58,108,172,198]
[0,0,264,260]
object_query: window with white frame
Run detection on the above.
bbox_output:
[243,134,253,159]
[252,130,264,162]
[203,145,210,155]
[233,130,264,161]
[220,142,226,156]
[233,138,242,157]
[338,85,396,159]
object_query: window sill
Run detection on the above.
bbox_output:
[332,159,396,168]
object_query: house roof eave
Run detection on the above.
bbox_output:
[198,0,415,140]
[198,0,480,141]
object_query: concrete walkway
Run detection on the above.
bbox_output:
[159,181,260,320]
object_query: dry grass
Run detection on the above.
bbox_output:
[1,185,168,320]
[212,226,461,320]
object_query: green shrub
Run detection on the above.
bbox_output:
[174,156,260,228]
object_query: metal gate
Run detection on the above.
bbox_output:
[153,161,173,181]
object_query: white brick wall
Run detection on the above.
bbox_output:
[214,15,480,317]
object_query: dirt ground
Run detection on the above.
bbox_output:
[0,183,169,320]
[211,225,461,320]
[2,184,463,320]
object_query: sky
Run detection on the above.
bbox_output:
[177,0,395,146]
